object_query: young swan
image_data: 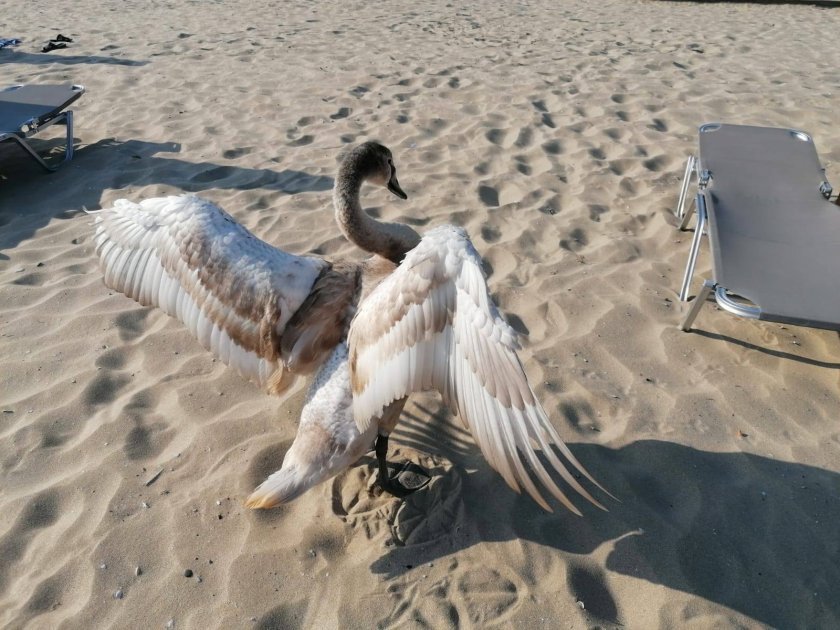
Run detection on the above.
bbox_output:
[92,142,610,514]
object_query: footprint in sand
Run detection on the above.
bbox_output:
[123,418,172,461]
[538,196,560,215]
[83,372,131,406]
[254,602,308,630]
[514,127,533,148]
[609,158,635,176]
[330,107,351,120]
[485,128,511,147]
[0,490,61,594]
[531,99,548,113]
[94,348,126,370]
[620,177,638,195]
[603,127,623,141]
[481,225,501,243]
[457,566,521,625]
[589,204,609,222]
[650,118,668,132]
[114,310,151,343]
[24,570,69,617]
[567,563,620,625]
[515,157,531,176]
[477,184,499,208]
[541,139,563,155]
[222,147,252,159]
[643,155,670,172]
[289,135,314,147]
[10,272,44,286]
[560,227,589,251]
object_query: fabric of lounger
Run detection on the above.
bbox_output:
[0,84,83,135]
[699,123,840,330]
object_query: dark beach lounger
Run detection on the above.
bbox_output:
[675,123,840,332]
[0,83,85,171]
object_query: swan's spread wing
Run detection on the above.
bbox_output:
[93,195,327,388]
[348,225,606,514]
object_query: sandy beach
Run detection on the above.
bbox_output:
[2,1,840,628]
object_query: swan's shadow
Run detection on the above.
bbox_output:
[383,408,840,629]
[0,138,334,251]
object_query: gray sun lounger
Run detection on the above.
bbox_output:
[675,123,840,332]
[0,83,85,171]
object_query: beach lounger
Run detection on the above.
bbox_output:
[674,123,840,333]
[0,84,85,171]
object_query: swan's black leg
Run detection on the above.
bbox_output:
[375,434,413,497]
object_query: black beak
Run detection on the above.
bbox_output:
[387,171,407,200]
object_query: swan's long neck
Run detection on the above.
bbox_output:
[333,164,420,264]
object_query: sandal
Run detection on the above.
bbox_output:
[41,41,67,52]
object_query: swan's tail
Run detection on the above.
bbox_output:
[247,344,375,509]
[245,422,364,509]
[246,464,312,508]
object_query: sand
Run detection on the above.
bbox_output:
[2,0,840,628]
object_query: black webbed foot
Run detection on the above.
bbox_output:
[375,434,430,497]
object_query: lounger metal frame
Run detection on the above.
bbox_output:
[674,123,835,332]
[0,84,84,171]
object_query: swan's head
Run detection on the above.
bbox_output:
[340,141,407,200]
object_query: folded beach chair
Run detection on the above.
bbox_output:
[675,123,840,332]
[0,84,85,171]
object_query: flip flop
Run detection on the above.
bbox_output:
[41,41,67,52]
[54,34,73,43]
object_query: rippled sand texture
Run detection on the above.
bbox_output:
[2,0,840,628]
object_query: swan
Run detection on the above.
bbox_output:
[92,141,609,514]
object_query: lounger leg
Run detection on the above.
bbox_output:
[63,111,74,163]
[678,193,707,301]
[680,279,715,331]
[675,155,696,222]
[7,136,58,171]
[679,196,696,231]
[5,111,74,172]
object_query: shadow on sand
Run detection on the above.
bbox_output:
[371,406,840,628]
[1,50,148,66]
[0,137,334,252]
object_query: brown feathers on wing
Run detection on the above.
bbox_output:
[93,195,329,389]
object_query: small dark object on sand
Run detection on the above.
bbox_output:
[41,41,67,52]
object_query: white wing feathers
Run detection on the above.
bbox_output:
[93,195,327,388]
[349,225,607,514]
